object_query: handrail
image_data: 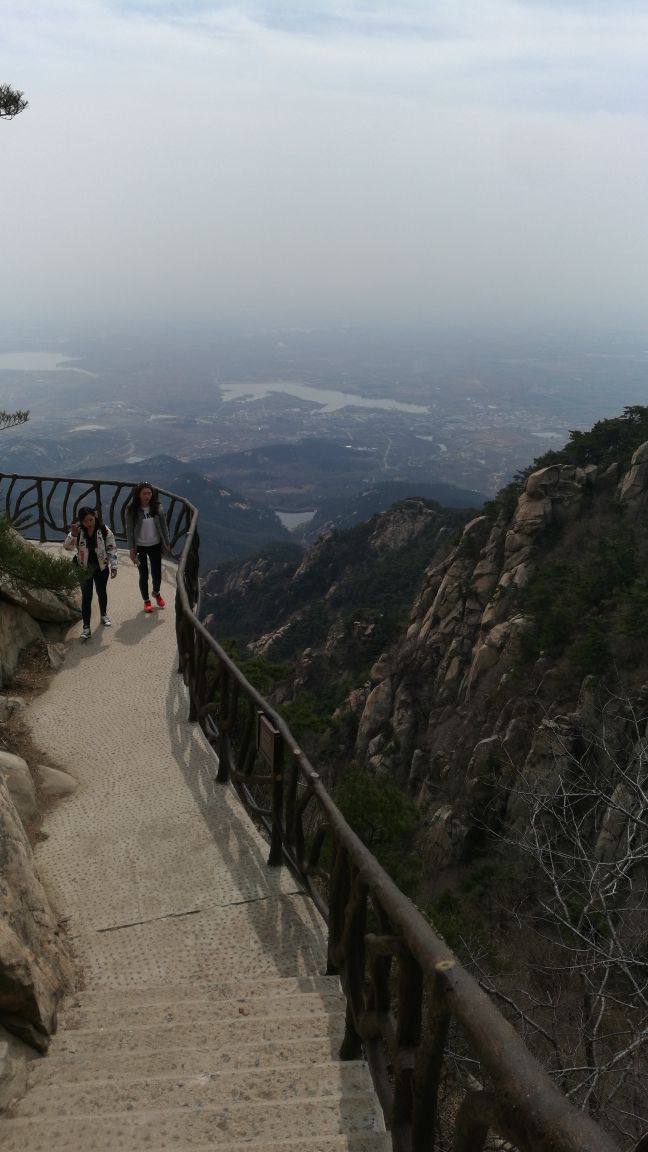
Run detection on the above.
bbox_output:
[0,471,193,553]
[0,471,628,1152]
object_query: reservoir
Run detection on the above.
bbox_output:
[219,380,428,415]
[275,509,317,531]
[0,351,93,374]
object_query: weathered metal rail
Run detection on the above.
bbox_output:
[0,471,631,1152]
[0,472,192,553]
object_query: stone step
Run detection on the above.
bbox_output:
[17,1060,374,1118]
[30,1035,347,1086]
[64,974,341,1011]
[0,1132,391,1152]
[125,1141,392,1152]
[176,1140,391,1152]
[49,1010,345,1058]
[60,987,345,1032]
[1,1094,386,1151]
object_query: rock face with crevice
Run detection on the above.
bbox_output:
[202,433,648,893]
[0,555,80,689]
[0,571,77,1059]
[339,441,648,867]
[0,771,72,1051]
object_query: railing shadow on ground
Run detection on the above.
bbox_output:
[164,667,329,977]
[0,471,633,1152]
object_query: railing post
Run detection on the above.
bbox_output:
[36,479,46,542]
[392,949,423,1131]
[257,712,284,867]
[284,752,298,851]
[411,973,450,1152]
[339,872,366,1061]
[268,744,284,866]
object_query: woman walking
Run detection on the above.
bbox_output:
[64,507,118,640]
[125,482,171,613]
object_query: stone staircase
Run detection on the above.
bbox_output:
[0,565,388,1150]
[2,976,388,1151]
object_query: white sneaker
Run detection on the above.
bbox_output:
[101,615,111,626]
[81,626,91,641]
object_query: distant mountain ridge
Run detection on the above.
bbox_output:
[80,452,483,568]
[202,496,469,675]
[295,480,483,543]
[76,456,291,570]
[4,436,482,571]
[190,438,486,510]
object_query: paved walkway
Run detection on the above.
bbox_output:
[2,553,388,1150]
[29,555,325,989]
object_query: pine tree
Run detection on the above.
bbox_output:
[0,410,29,430]
[0,84,28,120]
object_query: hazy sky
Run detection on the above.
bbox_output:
[2,1,647,335]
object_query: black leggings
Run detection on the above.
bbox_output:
[136,543,162,601]
[81,566,109,626]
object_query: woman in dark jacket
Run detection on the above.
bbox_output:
[125,482,170,613]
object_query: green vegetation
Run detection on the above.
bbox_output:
[236,652,290,697]
[549,405,648,467]
[207,501,465,676]
[517,505,643,676]
[281,691,329,735]
[486,405,648,523]
[333,762,422,895]
[0,517,81,593]
[0,409,29,430]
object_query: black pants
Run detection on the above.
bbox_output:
[81,566,109,626]
[136,543,162,601]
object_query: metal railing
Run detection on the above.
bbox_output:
[0,471,630,1152]
[0,471,193,553]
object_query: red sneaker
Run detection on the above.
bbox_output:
[144,600,153,614]
[154,594,166,608]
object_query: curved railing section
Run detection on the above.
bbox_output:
[0,471,629,1152]
[0,472,193,554]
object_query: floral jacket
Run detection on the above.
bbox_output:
[64,525,118,573]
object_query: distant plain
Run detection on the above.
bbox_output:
[1,325,647,511]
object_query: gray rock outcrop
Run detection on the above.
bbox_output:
[0,771,72,1050]
[347,441,648,863]
[0,752,38,825]
[0,604,42,689]
[0,545,77,1058]
[617,440,648,511]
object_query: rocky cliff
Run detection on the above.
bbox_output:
[203,412,648,1135]
[344,437,648,866]
[0,556,78,1079]
[204,410,648,878]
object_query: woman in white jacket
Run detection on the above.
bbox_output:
[64,506,118,640]
[124,482,170,614]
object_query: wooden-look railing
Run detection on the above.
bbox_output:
[0,471,631,1152]
[0,471,193,553]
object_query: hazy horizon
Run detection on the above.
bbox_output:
[2,1,647,338]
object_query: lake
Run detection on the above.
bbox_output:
[275,510,317,530]
[219,380,428,415]
[0,351,92,374]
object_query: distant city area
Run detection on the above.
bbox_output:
[1,326,647,510]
